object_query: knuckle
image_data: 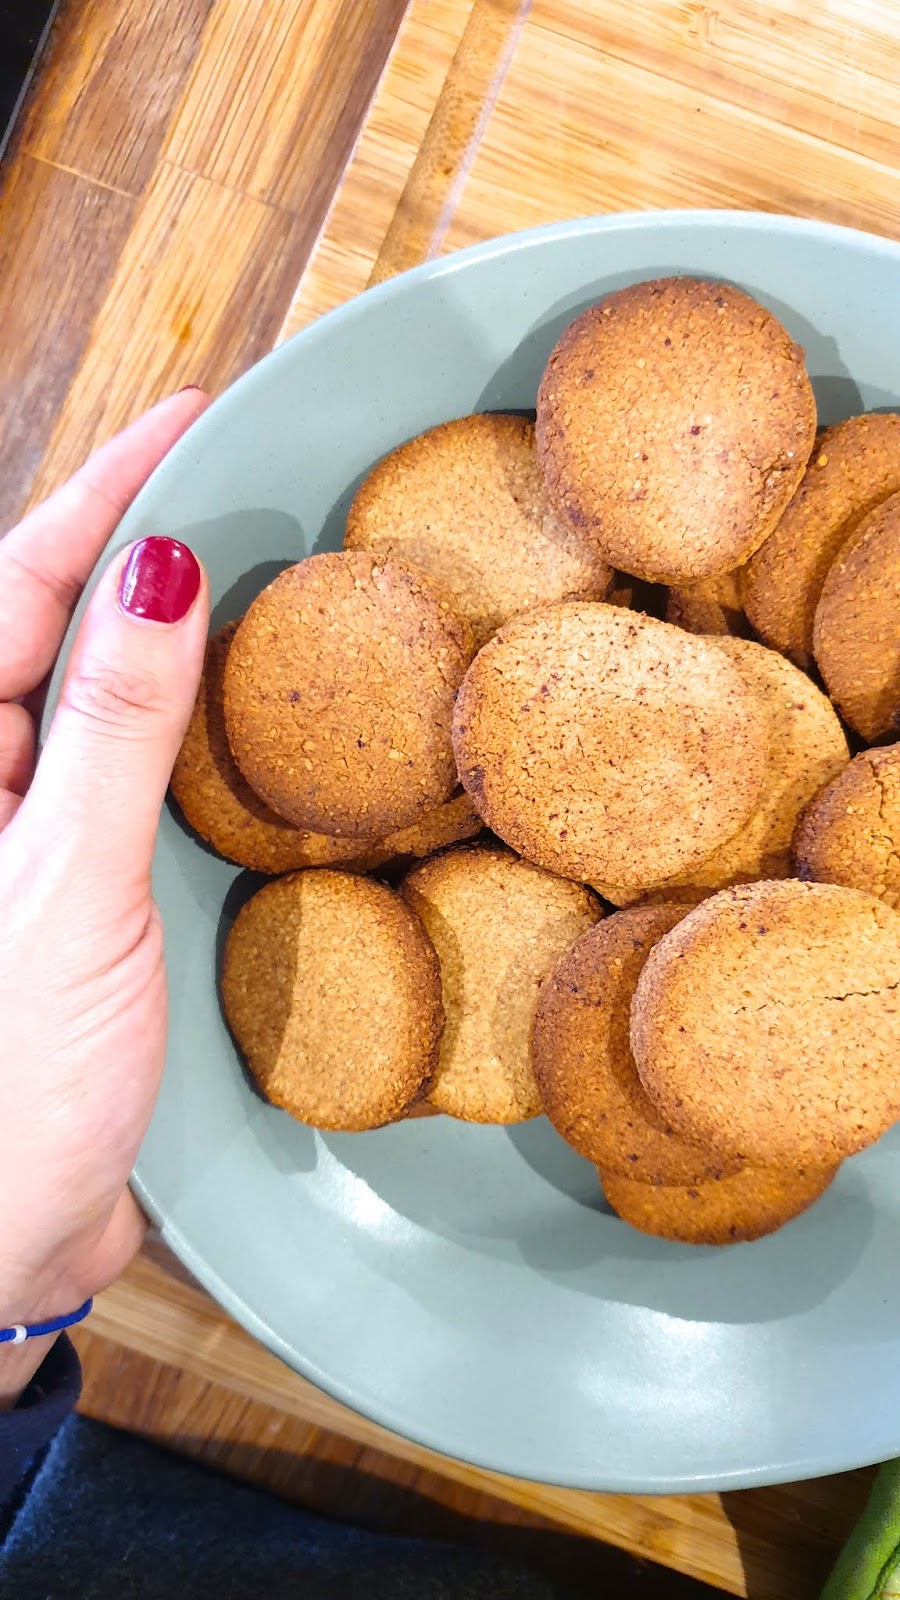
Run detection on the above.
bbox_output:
[62,660,170,734]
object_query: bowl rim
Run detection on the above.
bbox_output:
[62,206,900,1493]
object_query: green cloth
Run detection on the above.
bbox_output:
[822,1462,900,1599]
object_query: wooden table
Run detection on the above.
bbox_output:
[3,0,899,1593]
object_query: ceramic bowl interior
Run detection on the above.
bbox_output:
[45,211,900,1492]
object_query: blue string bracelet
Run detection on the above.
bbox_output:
[0,1299,93,1345]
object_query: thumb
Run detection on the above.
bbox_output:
[20,536,208,908]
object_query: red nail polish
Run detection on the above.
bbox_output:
[118,537,201,624]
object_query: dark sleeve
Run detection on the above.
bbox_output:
[0,1336,81,1508]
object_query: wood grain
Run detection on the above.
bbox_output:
[279,0,475,333]
[369,0,531,282]
[0,0,407,525]
[76,1252,864,1600]
[27,163,303,504]
[0,157,133,528]
[282,0,900,338]
[164,0,408,215]
[20,0,212,195]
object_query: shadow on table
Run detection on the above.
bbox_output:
[720,1468,874,1600]
[172,1437,723,1599]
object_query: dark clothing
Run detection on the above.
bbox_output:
[0,1336,80,1506]
[0,1341,560,1599]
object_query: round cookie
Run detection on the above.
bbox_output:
[172,624,482,874]
[536,277,815,583]
[224,552,474,837]
[665,567,750,637]
[401,846,601,1123]
[813,490,900,741]
[345,413,612,649]
[171,622,381,874]
[532,905,740,1183]
[745,413,900,668]
[794,743,900,910]
[631,880,900,1166]
[222,870,443,1131]
[599,1163,837,1246]
[452,602,768,892]
[599,637,849,903]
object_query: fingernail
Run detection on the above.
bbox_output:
[118,537,201,624]
[177,385,202,395]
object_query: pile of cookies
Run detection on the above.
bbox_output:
[171,275,900,1248]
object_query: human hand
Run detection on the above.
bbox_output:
[0,392,210,1387]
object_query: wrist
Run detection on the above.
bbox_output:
[0,1287,92,1413]
[0,1333,58,1410]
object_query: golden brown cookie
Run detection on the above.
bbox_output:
[402,846,601,1123]
[599,1163,837,1246]
[665,567,750,637]
[745,413,900,668]
[345,413,612,649]
[369,790,483,870]
[532,905,739,1183]
[794,743,900,910]
[631,880,900,1166]
[813,490,900,741]
[598,637,849,904]
[222,870,443,1131]
[452,603,768,892]
[536,278,815,583]
[171,623,382,874]
[223,552,474,838]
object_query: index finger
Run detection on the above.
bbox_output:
[0,389,209,700]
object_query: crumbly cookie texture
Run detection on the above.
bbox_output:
[453,602,768,891]
[813,489,900,742]
[346,413,612,649]
[533,905,740,1184]
[402,846,601,1123]
[599,1162,837,1246]
[631,880,900,1167]
[794,743,900,910]
[222,871,444,1132]
[745,413,900,668]
[171,622,381,874]
[536,277,815,583]
[223,551,474,838]
[598,637,849,904]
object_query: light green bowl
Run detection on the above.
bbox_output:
[46,211,900,1492]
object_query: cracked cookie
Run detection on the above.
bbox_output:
[402,846,601,1122]
[452,602,768,893]
[536,277,816,583]
[222,870,443,1131]
[533,905,740,1183]
[745,413,900,668]
[345,413,612,649]
[794,743,900,910]
[631,880,900,1166]
[598,637,849,904]
[223,551,475,838]
[599,1162,837,1245]
[813,490,900,741]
